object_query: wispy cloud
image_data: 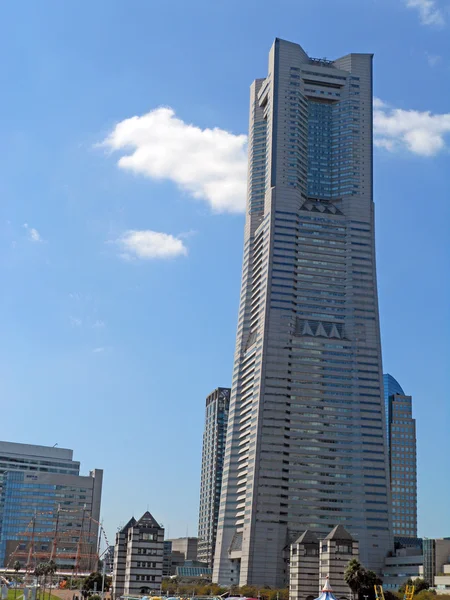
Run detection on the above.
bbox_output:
[69,316,82,327]
[405,0,445,26]
[118,230,188,260]
[374,98,450,156]
[93,347,105,353]
[92,320,106,329]
[426,52,442,67]
[101,107,248,213]
[23,223,43,242]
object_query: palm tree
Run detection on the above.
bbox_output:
[46,561,57,600]
[344,558,367,600]
[34,564,45,600]
[13,561,21,600]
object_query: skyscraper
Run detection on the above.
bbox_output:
[198,387,230,567]
[213,38,392,587]
[384,374,417,537]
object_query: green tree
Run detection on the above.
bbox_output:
[83,572,111,593]
[46,561,57,600]
[34,563,47,600]
[361,570,382,600]
[13,561,21,600]
[345,559,367,598]
[413,579,430,594]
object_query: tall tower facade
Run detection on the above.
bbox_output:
[198,388,231,567]
[213,38,392,587]
[384,374,417,537]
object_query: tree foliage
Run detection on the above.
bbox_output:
[344,559,382,600]
[161,578,288,600]
[83,572,111,593]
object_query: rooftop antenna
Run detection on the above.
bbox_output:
[53,443,58,447]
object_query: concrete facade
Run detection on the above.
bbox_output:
[112,512,164,598]
[198,388,230,568]
[290,531,319,600]
[383,551,423,591]
[319,526,358,600]
[167,537,198,561]
[112,517,136,598]
[290,526,357,600]
[213,37,392,588]
[384,375,417,537]
[423,539,450,587]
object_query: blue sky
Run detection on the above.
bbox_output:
[1,0,449,544]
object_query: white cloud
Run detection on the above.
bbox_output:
[405,0,445,26]
[118,230,187,260]
[426,52,442,67]
[69,316,82,327]
[92,320,106,329]
[93,347,105,353]
[374,98,450,156]
[102,107,248,213]
[23,223,43,242]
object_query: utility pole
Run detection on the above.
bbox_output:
[100,560,106,600]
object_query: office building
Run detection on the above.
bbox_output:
[290,526,357,600]
[0,441,80,492]
[0,441,101,572]
[163,540,173,577]
[213,38,392,587]
[0,469,102,571]
[383,549,423,591]
[166,537,199,574]
[384,374,417,537]
[422,538,450,588]
[167,537,198,561]
[112,512,164,598]
[382,538,450,592]
[198,388,230,567]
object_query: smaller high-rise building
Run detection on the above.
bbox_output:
[319,526,358,600]
[290,526,358,600]
[112,517,136,598]
[423,538,450,586]
[163,540,173,577]
[197,388,230,568]
[384,374,417,537]
[290,531,319,600]
[112,512,164,599]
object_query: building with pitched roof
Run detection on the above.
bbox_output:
[290,526,357,600]
[290,531,319,600]
[112,512,164,599]
[319,526,358,599]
